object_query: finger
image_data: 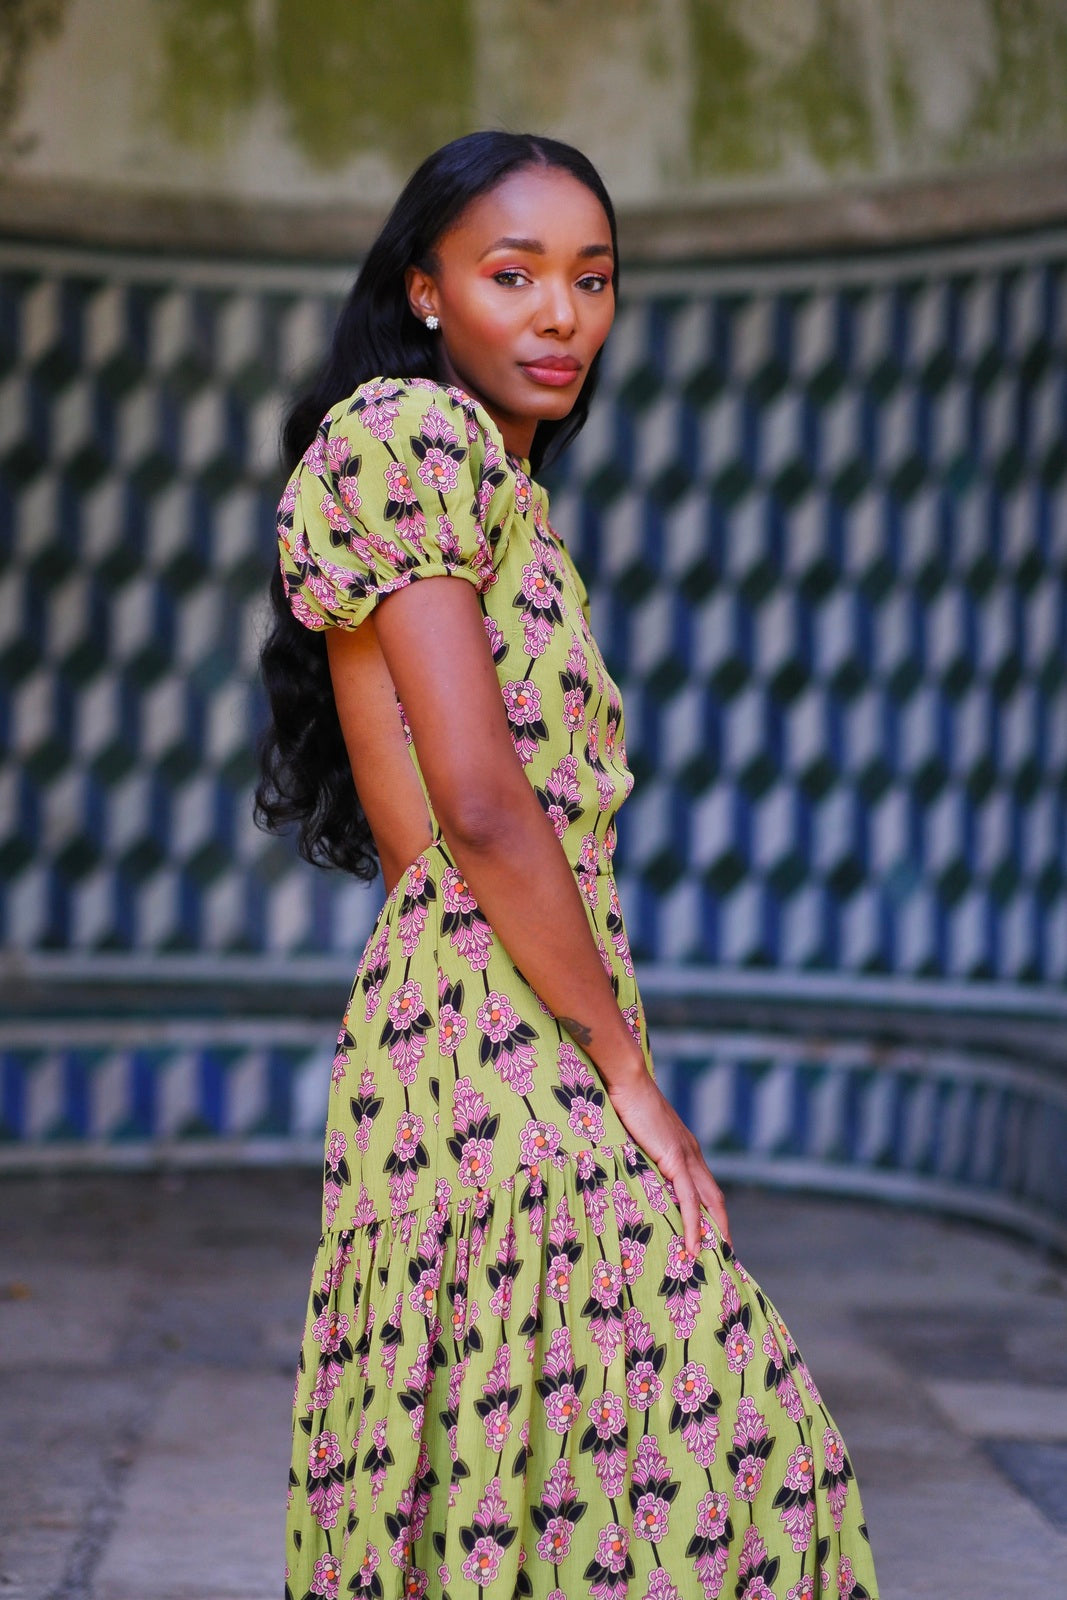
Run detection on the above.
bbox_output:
[696,1166,731,1247]
[679,1181,701,1259]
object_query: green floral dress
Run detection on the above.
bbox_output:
[276,377,880,1600]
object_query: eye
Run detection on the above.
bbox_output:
[578,274,611,294]
[493,268,529,287]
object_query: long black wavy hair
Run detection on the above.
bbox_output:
[254,131,619,880]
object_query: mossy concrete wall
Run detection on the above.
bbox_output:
[1,0,1066,256]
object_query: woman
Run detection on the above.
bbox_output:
[258,131,880,1600]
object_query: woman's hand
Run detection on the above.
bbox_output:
[606,1069,731,1258]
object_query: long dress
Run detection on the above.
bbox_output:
[276,376,881,1600]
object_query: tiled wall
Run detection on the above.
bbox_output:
[2,232,1065,1242]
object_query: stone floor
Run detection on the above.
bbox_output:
[1,1169,1065,1600]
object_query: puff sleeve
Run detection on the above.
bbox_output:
[277,379,514,632]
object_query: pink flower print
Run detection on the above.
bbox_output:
[587,1426,628,1498]
[671,1361,712,1413]
[595,1522,630,1573]
[520,558,557,611]
[522,609,554,658]
[519,1118,562,1165]
[307,1475,344,1530]
[323,1178,342,1228]
[357,385,403,441]
[737,1525,775,1585]
[589,1257,623,1309]
[514,468,533,513]
[787,1581,815,1600]
[482,1404,512,1452]
[732,1454,767,1502]
[336,474,361,521]
[739,1581,776,1600]
[626,1360,662,1410]
[732,1395,768,1448]
[589,1388,625,1439]
[436,512,461,561]
[460,1536,508,1587]
[695,1489,730,1539]
[477,991,520,1043]
[820,1425,853,1530]
[567,1093,604,1143]
[318,492,350,535]
[596,767,617,810]
[536,1515,574,1564]
[326,1128,347,1170]
[639,1164,670,1213]
[441,868,493,971]
[476,993,539,1094]
[723,1319,755,1373]
[311,1308,350,1354]
[544,1383,582,1433]
[484,614,506,658]
[615,1230,646,1285]
[325,432,351,472]
[417,446,460,494]
[690,1490,732,1600]
[563,687,586,732]
[308,1430,343,1478]
[662,1236,705,1339]
[286,590,326,629]
[382,979,431,1085]
[579,832,599,872]
[421,403,460,446]
[545,754,582,805]
[310,1552,341,1598]
[438,1002,467,1056]
[451,1075,492,1134]
[777,1444,816,1552]
[545,1251,574,1302]
[392,1110,424,1159]
[384,458,419,507]
[387,980,424,1031]
[457,1136,493,1188]
[502,679,544,729]
[303,434,328,474]
[587,1523,634,1600]
[408,1267,440,1319]
[797,1358,822,1403]
[644,1572,682,1600]
[633,1491,671,1542]
[669,1360,720,1467]
[836,1556,860,1597]
[776,1371,805,1422]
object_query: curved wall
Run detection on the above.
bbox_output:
[1,0,1067,255]
[1,225,1064,1247]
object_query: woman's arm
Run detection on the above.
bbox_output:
[364,574,730,1251]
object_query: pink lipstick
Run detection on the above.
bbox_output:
[519,355,582,387]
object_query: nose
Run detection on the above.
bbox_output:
[535,276,577,338]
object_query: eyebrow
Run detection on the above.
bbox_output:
[478,235,615,261]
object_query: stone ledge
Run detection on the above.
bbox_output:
[2,153,1066,263]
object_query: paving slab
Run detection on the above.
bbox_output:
[1,1170,1065,1599]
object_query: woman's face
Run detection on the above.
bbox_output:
[405,164,616,460]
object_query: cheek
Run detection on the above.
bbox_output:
[448,289,524,348]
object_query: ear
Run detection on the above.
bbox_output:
[405,264,439,325]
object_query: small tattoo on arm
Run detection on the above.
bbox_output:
[559,1016,593,1048]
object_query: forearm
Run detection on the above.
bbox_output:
[439,788,648,1092]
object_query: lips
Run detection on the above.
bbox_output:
[519,355,582,387]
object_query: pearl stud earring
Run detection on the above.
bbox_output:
[424,314,440,331]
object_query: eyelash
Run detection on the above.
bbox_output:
[492,269,610,293]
